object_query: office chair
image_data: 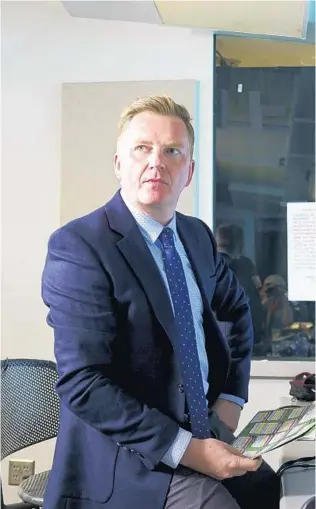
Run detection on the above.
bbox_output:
[302,496,316,509]
[1,359,60,508]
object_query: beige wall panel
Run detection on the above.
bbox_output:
[61,80,196,225]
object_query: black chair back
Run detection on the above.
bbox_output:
[1,359,60,461]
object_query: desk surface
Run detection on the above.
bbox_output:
[281,439,315,464]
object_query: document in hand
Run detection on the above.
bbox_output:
[233,403,315,458]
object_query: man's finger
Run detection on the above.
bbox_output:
[226,443,249,456]
[235,455,262,472]
[232,469,247,477]
[227,444,263,465]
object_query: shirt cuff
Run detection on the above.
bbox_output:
[161,427,192,469]
[218,393,245,408]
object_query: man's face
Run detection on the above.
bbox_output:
[114,112,195,216]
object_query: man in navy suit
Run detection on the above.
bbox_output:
[42,95,279,509]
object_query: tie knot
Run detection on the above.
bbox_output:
[159,227,175,250]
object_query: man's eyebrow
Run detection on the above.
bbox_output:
[132,140,185,148]
[165,142,185,148]
[133,139,152,145]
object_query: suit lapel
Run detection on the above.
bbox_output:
[105,192,177,345]
[176,214,215,314]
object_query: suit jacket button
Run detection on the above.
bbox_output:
[177,384,184,393]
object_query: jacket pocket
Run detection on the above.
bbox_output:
[61,440,119,504]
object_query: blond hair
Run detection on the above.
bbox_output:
[118,94,195,157]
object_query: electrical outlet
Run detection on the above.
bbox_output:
[8,459,35,486]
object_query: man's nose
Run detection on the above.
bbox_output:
[148,148,165,168]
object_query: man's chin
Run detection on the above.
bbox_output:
[139,191,167,207]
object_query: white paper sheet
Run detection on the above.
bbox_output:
[287,202,316,302]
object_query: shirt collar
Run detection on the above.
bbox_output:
[120,190,177,244]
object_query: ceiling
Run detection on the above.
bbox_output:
[62,0,311,40]
[155,0,307,38]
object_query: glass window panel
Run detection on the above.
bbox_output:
[214,41,315,361]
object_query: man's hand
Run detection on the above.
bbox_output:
[180,437,262,480]
[212,399,241,433]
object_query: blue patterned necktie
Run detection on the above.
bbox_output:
[159,227,210,439]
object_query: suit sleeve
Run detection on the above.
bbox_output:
[201,222,253,402]
[42,226,179,471]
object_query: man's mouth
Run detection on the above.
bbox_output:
[144,179,166,184]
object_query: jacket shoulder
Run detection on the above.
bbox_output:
[49,205,109,243]
[176,211,215,239]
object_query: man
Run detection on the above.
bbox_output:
[42,95,280,509]
[215,224,262,291]
[215,223,264,348]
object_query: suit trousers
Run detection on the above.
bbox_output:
[165,411,280,509]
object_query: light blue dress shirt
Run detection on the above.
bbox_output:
[121,192,244,468]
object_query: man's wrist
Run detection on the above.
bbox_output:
[161,428,192,468]
[218,393,245,408]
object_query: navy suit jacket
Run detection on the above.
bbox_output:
[41,191,253,509]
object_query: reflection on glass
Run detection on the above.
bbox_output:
[215,57,315,360]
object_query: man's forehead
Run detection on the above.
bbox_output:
[124,112,188,139]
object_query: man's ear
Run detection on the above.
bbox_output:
[114,153,120,180]
[185,160,195,187]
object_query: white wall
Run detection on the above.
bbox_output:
[2,1,214,502]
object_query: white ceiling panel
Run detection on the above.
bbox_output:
[61,1,162,24]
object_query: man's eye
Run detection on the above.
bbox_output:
[135,145,148,152]
[165,147,180,156]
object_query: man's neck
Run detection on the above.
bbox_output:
[121,190,174,226]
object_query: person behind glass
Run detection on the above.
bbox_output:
[42,95,280,509]
[260,275,293,336]
[215,224,262,290]
[215,224,264,347]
